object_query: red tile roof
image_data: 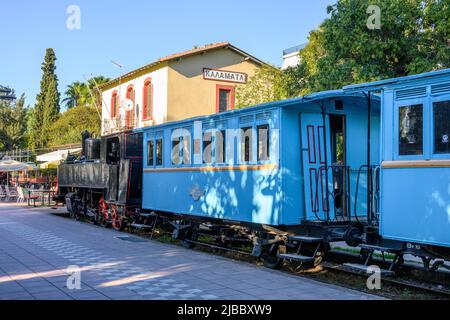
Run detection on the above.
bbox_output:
[99,42,268,89]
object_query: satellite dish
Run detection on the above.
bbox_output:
[121,98,134,111]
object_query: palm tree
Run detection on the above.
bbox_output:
[62,77,110,110]
[62,82,88,109]
[86,76,110,108]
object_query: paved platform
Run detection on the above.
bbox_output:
[0,203,382,300]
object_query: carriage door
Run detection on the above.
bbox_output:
[301,113,334,221]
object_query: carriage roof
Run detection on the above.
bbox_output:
[135,89,380,133]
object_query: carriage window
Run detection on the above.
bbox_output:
[147,140,154,166]
[203,131,213,164]
[216,130,226,163]
[182,134,191,165]
[156,138,163,166]
[434,100,450,154]
[172,137,181,165]
[257,124,270,161]
[399,104,423,156]
[241,127,252,162]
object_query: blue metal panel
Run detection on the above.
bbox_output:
[280,107,304,224]
[381,168,450,247]
[142,168,283,225]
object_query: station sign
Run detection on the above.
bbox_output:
[203,68,247,84]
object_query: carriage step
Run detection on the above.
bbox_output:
[360,244,402,253]
[130,223,154,229]
[288,235,323,243]
[139,213,157,218]
[278,253,315,263]
[343,263,395,276]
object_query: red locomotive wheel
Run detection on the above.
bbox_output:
[111,205,124,231]
[98,198,109,227]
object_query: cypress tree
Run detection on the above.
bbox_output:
[31,48,60,149]
[42,77,60,145]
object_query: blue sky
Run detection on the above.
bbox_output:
[0,0,334,107]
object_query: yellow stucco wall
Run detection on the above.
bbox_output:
[166,49,261,122]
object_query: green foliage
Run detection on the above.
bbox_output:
[30,48,60,149]
[47,106,100,146]
[0,94,28,151]
[236,65,307,108]
[239,0,449,106]
[300,0,450,93]
[62,81,88,109]
[62,76,109,110]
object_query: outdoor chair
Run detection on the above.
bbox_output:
[17,186,39,207]
[0,186,6,201]
[5,186,18,201]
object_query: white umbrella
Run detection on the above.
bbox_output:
[0,159,34,172]
[0,158,34,186]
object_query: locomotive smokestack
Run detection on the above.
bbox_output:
[81,130,91,157]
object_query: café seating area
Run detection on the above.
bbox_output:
[0,184,57,207]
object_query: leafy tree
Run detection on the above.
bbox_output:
[300,0,450,92]
[87,76,110,104]
[30,48,60,149]
[42,77,60,145]
[62,81,88,109]
[0,94,28,151]
[62,76,109,110]
[47,106,100,146]
[236,65,307,108]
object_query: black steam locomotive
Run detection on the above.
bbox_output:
[57,130,142,230]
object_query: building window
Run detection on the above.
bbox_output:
[399,104,423,156]
[216,85,235,113]
[257,124,270,161]
[241,126,252,163]
[143,79,153,120]
[434,100,450,154]
[147,140,154,166]
[216,130,226,163]
[126,85,135,128]
[111,91,118,118]
[156,138,163,166]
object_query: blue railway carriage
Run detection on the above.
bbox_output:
[345,68,450,268]
[138,90,380,267]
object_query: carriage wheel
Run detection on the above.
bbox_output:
[181,227,196,249]
[261,244,283,269]
[98,198,109,227]
[69,210,81,221]
[111,205,124,231]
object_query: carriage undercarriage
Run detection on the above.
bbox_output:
[62,189,450,274]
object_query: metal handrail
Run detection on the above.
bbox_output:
[354,164,380,225]
[312,165,352,223]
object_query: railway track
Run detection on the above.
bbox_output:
[53,209,450,299]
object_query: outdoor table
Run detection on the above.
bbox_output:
[25,189,55,207]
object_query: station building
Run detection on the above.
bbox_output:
[99,42,268,136]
